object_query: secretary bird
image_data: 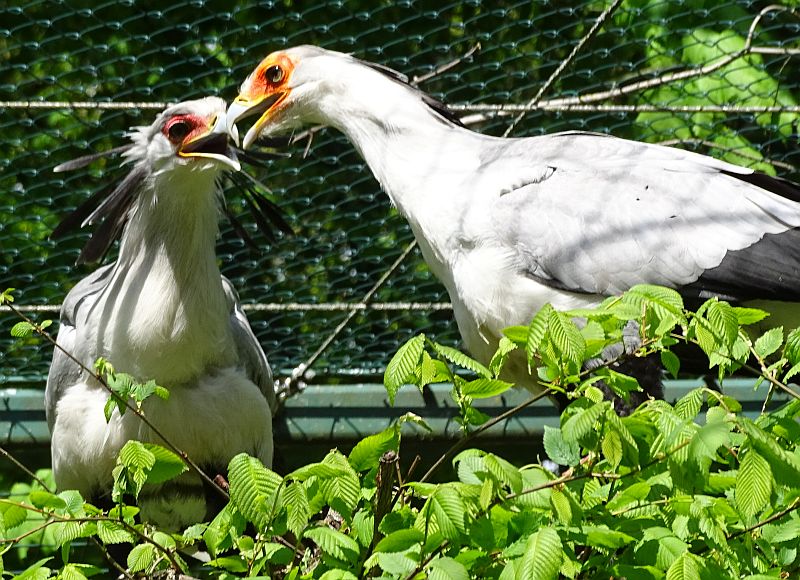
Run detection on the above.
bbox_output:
[227,46,800,407]
[47,97,278,529]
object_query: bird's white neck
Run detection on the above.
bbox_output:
[93,167,234,385]
[313,66,488,280]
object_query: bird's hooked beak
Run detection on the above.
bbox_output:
[227,91,288,150]
[179,113,241,171]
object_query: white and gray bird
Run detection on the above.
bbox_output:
[47,97,275,528]
[227,46,800,402]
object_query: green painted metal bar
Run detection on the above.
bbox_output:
[0,379,785,446]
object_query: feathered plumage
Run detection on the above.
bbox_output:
[227,46,800,407]
[47,97,277,528]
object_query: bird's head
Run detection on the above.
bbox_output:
[227,46,350,149]
[51,97,270,264]
[129,96,241,174]
[227,46,464,149]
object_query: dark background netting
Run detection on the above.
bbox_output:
[3,0,800,387]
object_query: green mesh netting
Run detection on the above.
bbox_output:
[3,0,800,386]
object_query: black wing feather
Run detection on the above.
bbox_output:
[222,204,259,251]
[359,59,465,128]
[722,169,800,204]
[53,145,133,173]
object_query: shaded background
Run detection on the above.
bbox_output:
[2,0,800,392]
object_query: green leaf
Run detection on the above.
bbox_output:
[490,336,518,376]
[583,525,636,549]
[740,418,800,488]
[785,327,800,365]
[688,420,731,472]
[461,378,513,399]
[118,440,155,472]
[384,334,425,404]
[430,486,467,540]
[433,342,491,378]
[519,527,562,580]
[602,429,623,467]
[10,321,34,338]
[365,551,417,576]
[12,558,52,580]
[542,426,580,467]
[562,402,605,444]
[203,503,246,557]
[665,552,701,580]
[0,288,15,305]
[706,299,738,348]
[52,521,86,547]
[28,490,66,511]
[227,453,283,529]
[628,284,684,313]
[126,543,156,574]
[661,350,680,379]
[548,310,585,365]
[284,481,310,538]
[208,555,248,572]
[143,444,187,484]
[736,451,772,518]
[754,327,783,359]
[419,350,439,386]
[734,307,769,326]
[674,388,703,421]
[96,520,134,545]
[319,571,358,580]
[428,556,469,580]
[527,304,553,362]
[348,425,399,472]
[304,526,360,563]
[0,501,28,531]
[319,451,361,518]
[352,510,374,548]
[484,454,523,494]
[58,563,100,580]
[375,529,424,553]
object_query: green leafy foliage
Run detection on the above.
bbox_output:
[5,286,800,578]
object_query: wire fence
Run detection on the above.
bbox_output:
[3,0,800,392]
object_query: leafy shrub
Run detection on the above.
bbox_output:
[2,285,800,579]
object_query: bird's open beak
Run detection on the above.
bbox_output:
[226,91,288,150]
[179,113,241,171]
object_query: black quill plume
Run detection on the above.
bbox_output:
[52,144,292,265]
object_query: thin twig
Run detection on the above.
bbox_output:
[91,536,135,579]
[412,43,481,85]
[0,501,184,573]
[524,4,794,111]
[0,445,53,491]
[502,0,625,137]
[4,301,228,500]
[282,240,419,395]
[727,497,800,541]
[417,387,554,484]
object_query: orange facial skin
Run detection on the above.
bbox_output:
[240,52,295,102]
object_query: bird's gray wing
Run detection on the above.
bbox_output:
[485,131,800,302]
[45,263,115,431]
[222,277,276,413]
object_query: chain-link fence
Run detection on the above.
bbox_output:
[3,0,800,392]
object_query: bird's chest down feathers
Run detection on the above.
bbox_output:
[50,367,273,525]
[84,254,236,385]
[422,237,601,378]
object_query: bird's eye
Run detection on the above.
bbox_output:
[166,119,191,142]
[264,65,284,84]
